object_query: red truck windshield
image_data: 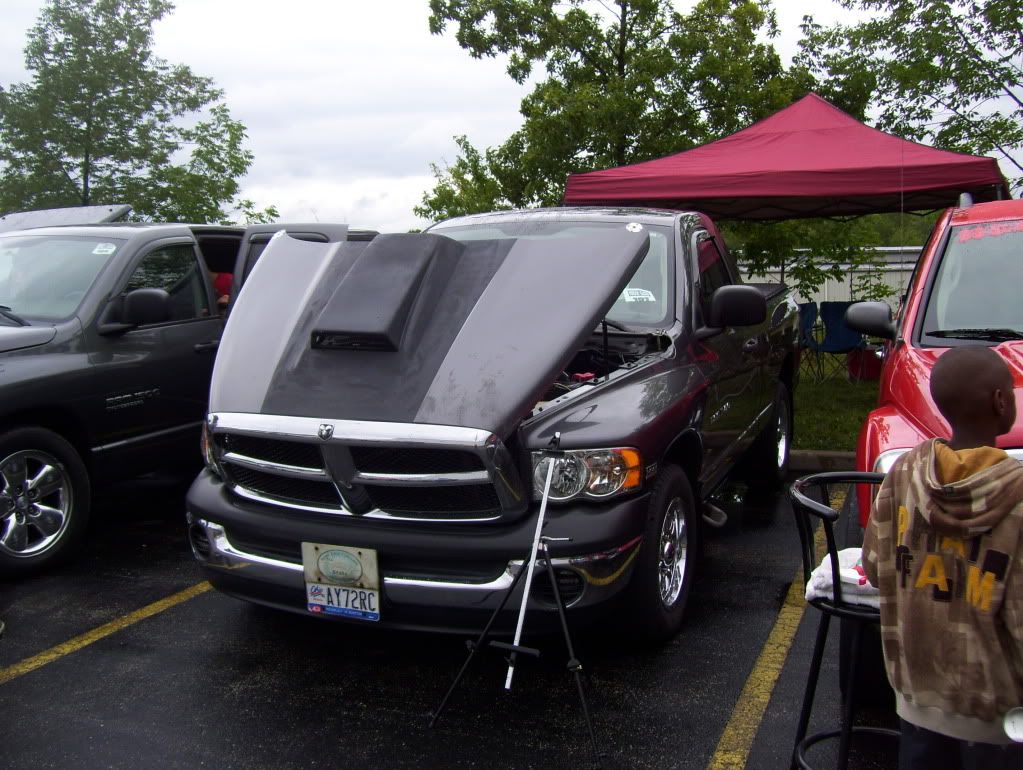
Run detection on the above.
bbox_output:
[920,220,1023,344]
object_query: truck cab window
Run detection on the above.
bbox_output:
[126,244,211,322]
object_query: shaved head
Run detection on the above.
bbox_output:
[930,346,1016,438]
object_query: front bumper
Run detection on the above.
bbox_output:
[186,470,648,633]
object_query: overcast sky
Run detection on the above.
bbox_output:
[1,1,855,230]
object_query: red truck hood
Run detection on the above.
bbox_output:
[896,341,1023,448]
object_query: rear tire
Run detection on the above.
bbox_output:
[0,427,91,576]
[625,465,700,643]
[745,382,793,496]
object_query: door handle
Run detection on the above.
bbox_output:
[194,340,219,353]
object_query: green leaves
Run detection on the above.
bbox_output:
[418,0,801,221]
[800,0,1023,191]
[0,0,267,223]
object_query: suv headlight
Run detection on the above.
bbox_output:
[530,448,642,502]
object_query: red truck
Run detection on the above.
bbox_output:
[846,197,1023,524]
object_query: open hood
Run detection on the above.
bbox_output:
[0,325,56,354]
[0,204,131,233]
[211,228,649,437]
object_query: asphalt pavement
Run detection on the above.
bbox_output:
[0,474,898,769]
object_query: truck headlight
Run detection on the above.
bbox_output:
[873,448,910,474]
[201,420,223,478]
[530,448,642,502]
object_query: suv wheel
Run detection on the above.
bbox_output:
[0,427,90,576]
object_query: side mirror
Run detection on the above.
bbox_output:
[122,288,171,326]
[707,285,767,329]
[845,301,895,340]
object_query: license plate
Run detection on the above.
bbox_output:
[301,542,380,621]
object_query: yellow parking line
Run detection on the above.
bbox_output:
[0,581,211,686]
[706,527,824,770]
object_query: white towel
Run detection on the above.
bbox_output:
[805,547,880,609]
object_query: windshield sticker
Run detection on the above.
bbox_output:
[957,221,1023,243]
[626,222,644,233]
[622,287,656,303]
[92,243,117,255]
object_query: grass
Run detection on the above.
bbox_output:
[793,371,880,452]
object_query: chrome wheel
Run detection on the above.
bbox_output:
[775,395,790,470]
[0,449,73,557]
[657,496,688,608]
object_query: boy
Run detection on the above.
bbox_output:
[863,345,1023,769]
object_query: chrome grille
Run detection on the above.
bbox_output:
[350,446,485,474]
[219,434,324,469]
[227,465,341,507]
[365,484,501,517]
[209,414,527,522]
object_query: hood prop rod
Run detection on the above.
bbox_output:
[601,320,609,380]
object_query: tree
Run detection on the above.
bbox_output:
[419,0,805,218]
[0,0,268,222]
[798,0,1023,192]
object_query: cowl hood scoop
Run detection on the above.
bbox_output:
[211,228,649,437]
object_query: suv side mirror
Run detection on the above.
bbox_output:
[122,288,171,326]
[845,301,895,340]
[707,285,767,328]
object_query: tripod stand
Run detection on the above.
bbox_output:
[429,434,602,767]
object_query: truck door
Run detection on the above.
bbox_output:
[88,238,221,475]
[690,231,763,486]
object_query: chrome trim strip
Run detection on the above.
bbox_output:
[353,470,491,486]
[209,413,492,448]
[197,518,621,591]
[230,484,503,523]
[223,452,328,480]
[93,421,201,453]
[200,519,515,590]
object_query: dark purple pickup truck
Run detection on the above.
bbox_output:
[186,207,799,640]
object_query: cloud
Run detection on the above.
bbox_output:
[0,0,869,230]
[1,0,532,230]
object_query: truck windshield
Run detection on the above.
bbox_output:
[432,220,674,328]
[0,234,124,321]
[921,220,1023,344]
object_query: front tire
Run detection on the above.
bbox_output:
[625,464,700,642]
[0,427,91,576]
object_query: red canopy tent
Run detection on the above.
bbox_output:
[563,93,1010,219]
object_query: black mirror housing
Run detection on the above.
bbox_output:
[122,288,171,326]
[845,301,895,340]
[707,285,767,328]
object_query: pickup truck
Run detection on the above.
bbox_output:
[847,197,1023,525]
[0,214,373,575]
[186,207,799,640]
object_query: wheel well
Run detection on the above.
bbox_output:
[661,431,702,499]
[779,352,795,393]
[0,408,93,470]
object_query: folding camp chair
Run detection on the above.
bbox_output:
[797,302,822,381]
[805,301,865,381]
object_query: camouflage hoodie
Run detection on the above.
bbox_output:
[863,439,1023,744]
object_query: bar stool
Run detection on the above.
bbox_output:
[789,472,900,770]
